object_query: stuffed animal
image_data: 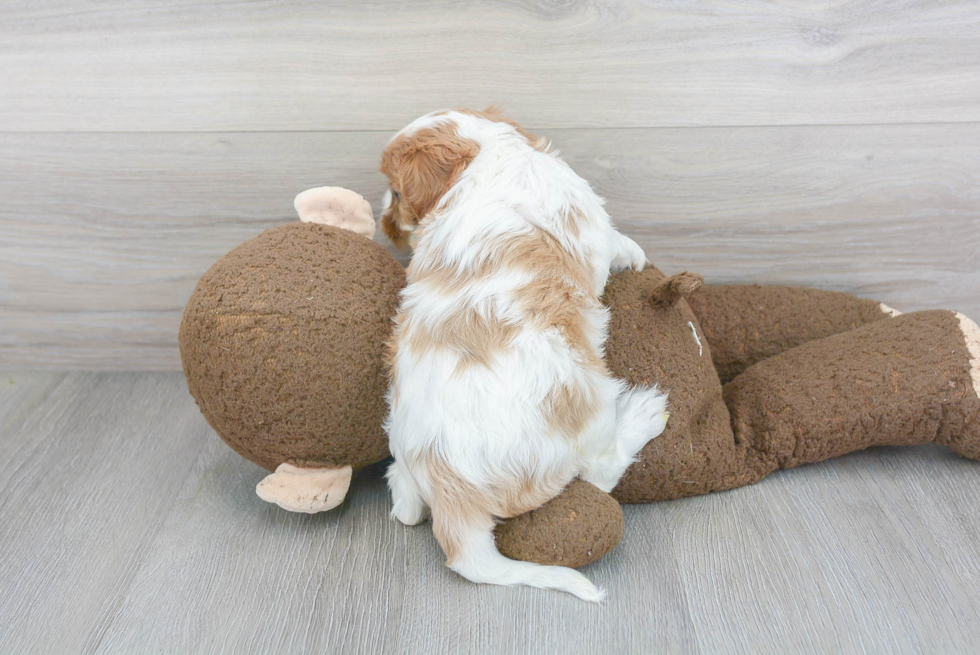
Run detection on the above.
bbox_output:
[179,187,980,568]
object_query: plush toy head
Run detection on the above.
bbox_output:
[179,220,405,510]
[179,186,627,566]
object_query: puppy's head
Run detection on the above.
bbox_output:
[379,116,479,249]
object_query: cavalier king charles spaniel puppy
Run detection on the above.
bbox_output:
[380,108,668,601]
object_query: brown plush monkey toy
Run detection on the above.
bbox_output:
[180,187,980,569]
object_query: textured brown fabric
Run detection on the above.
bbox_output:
[179,222,405,471]
[725,310,980,468]
[495,480,624,568]
[603,268,765,504]
[688,284,888,383]
[181,227,980,566]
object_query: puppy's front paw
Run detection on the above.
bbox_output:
[611,234,647,272]
[627,239,647,272]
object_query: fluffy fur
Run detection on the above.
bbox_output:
[381,109,668,601]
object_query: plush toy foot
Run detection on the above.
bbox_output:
[255,463,353,513]
[939,312,980,458]
[725,310,980,469]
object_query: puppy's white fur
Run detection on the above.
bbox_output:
[383,110,668,601]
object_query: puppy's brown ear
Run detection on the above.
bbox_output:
[397,128,479,220]
[381,211,411,250]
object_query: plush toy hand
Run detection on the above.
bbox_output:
[294,186,376,238]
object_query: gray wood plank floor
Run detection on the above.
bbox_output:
[3,371,980,654]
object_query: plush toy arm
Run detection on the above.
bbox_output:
[725,310,980,468]
[687,284,898,383]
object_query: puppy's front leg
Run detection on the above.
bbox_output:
[609,231,647,272]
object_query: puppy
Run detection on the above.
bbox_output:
[380,108,668,601]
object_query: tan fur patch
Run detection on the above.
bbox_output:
[407,227,600,372]
[380,122,479,248]
[401,305,518,370]
[544,382,601,439]
[498,231,602,367]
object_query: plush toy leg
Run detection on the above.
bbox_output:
[687,284,896,383]
[495,480,624,569]
[255,463,353,513]
[725,310,980,470]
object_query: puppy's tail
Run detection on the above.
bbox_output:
[430,493,604,602]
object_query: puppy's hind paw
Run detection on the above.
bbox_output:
[386,460,430,526]
[391,498,430,526]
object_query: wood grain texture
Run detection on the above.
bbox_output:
[0,372,210,654]
[3,0,980,131]
[2,372,980,653]
[2,125,978,369]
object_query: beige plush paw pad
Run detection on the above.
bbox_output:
[956,312,980,398]
[256,463,353,513]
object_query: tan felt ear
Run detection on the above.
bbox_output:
[650,271,704,306]
[956,312,980,399]
[294,186,376,238]
[256,463,353,513]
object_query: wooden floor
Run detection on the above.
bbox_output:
[2,370,980,654]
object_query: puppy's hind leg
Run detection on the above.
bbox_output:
[386,458,430,525]
[582,386,668,493]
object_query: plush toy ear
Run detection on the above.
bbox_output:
[294,186,376,238]
[256,463,353,513]
[650,271,704,306]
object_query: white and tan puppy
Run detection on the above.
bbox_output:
[380,108,668,601]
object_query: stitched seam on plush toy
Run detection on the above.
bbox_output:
[955,312,980,399]
[687,321,703,356]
